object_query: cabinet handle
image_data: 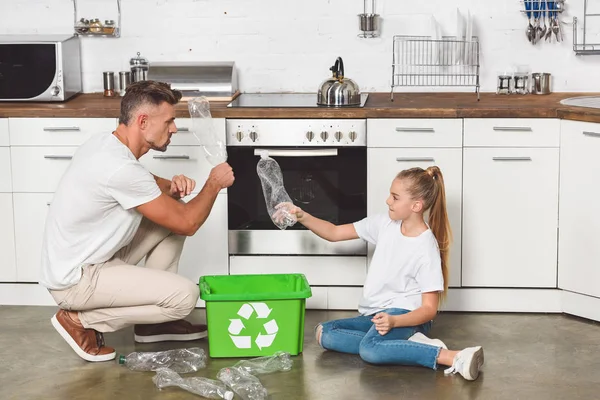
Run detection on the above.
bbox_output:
[152,155,190,160]
[492,157,532,162]
[492,127,533,132]
[583,131,600,138]
[176,127,190,132]
[395,127,435,132]
[396,157,435,162]
[44,155,73,160]
[43,127,81,132]
[46,202,52,206]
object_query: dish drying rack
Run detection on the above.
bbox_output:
[390,36,481,101]
[573,0,600,54]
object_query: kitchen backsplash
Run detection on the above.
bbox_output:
[1,0,598,93]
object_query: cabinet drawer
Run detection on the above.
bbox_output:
[9,118,117,146]
[0,194,17,282]
[367,119,462,148]
[464,118,560,147]
[139,146,223,193]
[0,148,11,192]
[14,193,54,282]
[169,118,226,146]
[229,256,367,286]
[11,147,76,192]
[0,119,8,146]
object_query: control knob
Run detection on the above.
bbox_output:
[320,131,329,142]
[306,131,315,142]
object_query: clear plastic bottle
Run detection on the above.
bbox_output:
[234,351,293,375]
[118,347,206,373]
[153,367,234,400]
[188,97,227,166]
[217,367,268,400]
[256,152,297,230]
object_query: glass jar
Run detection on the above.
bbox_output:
[89,18,103,34]
[103,20,116,35]
[497,73,513,95]
[75,18,89,34]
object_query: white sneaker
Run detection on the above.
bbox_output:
[444,346,484,381]
[408,332,448,349]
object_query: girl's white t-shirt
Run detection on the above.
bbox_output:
[353,213,444,315]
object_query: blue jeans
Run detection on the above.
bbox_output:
[318,308,441,369]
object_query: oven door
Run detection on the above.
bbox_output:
[227,146,367,255]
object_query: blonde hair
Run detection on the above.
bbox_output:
[397,166,452,302]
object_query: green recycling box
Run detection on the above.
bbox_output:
[199,273,312,358]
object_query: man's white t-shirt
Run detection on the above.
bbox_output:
[39,133,162,290]
[353,213,444,315]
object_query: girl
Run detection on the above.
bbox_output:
[275,166,484,381]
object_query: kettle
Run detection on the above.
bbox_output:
[317,57,361,107]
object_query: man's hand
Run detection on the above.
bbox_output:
[207,162,235,189]
[371,312,395,336]
[170,175,196,199]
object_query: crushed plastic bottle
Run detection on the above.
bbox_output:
[217,366,268,400]
[256,152,297,230]
[188,96,227,166]
[118,347,206,373]
[234,351,293,375]
[153,367,234,400]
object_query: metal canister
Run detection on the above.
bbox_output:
[119,71,131,96]
[103,71,115,97]
[129,51,149,83]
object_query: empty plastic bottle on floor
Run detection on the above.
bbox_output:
[217,366,268,400]
[234,351,293,375]
[256,152,297,230]
[118,347,206,373]
[153,367,234,400]
[188,97,227,166]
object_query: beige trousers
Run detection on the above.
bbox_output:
[49,217,200,333]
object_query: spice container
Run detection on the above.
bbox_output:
[89,18,103,34]
[103,71,116,97]
[75,18,90,34]
[103,20,116,35]
[496,72,513,95]
[119,71,131,96]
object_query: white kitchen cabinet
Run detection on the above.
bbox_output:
[0,119,9,146]
[8,118,118,146]
[0,148,11,193]
[13,193,53,282]
[462,147,559,287]
[463,118,560,147]
[367,148,463,287]
[367,119,463,148]
[558,121,600,298]
[177,193,228,284]
[0,194,17,282]
[11,147,77,193]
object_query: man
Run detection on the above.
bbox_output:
[40,80,234,362]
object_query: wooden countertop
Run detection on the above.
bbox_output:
[2,92,600,123]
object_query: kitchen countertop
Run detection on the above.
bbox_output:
[2,92,600,123]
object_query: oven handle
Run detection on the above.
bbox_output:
[253,149,338,157]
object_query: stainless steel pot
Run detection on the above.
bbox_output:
[317,57,361,106]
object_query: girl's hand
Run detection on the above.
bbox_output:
[371,312,394,335]
[273,202,304,222]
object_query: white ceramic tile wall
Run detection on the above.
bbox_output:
[1,0,598,94]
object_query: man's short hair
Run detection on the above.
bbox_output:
[119,80,182,126]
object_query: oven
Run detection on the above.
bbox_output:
[225,119,367,256]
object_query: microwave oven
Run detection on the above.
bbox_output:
[0,35,82,102]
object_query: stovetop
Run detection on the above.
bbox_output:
[227,93,369,108]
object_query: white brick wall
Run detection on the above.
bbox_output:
[1,0,598,93]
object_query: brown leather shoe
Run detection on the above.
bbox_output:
[134,320,208,343]
[51,309,116,362]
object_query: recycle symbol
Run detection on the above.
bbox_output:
[228,302,278,350]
